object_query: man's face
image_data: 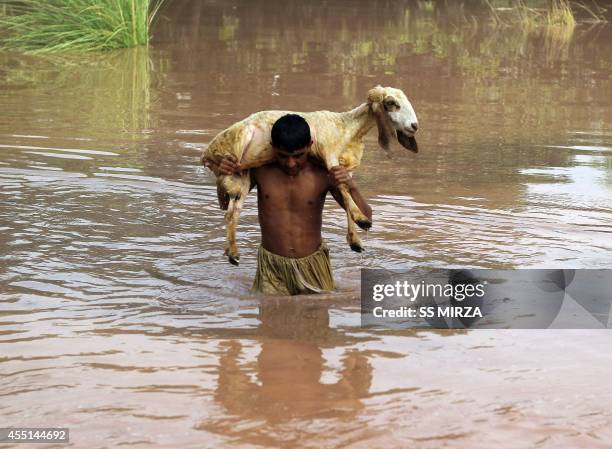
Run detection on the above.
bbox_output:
[274,144,310,176]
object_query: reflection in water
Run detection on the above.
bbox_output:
[213,300,372,433]
[1,0,611,447]
[1,46,164,136]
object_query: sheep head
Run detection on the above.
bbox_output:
[367,85,419,154]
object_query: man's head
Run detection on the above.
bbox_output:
[271,114,312,176]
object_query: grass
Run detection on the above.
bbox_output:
[545,0,576,27]
[485,0,577,28]
[0,0,166,53]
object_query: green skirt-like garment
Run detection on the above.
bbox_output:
[251,242,335,295]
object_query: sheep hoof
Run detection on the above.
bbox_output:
[224,247,240,265]
[356,218,372,230]
[350,242,363,253]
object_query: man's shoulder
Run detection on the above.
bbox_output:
[307,156,327,172]
[301,159,327,177]
[251,163,282,188]
[303,162,333,195]
[253,161,329,187]
[252,163,276,179]
[304,161,331,183]
[251,163,272,174]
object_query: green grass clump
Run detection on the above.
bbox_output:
[485,0,576,30]
[545,0,576,28]
[0,0,166,53]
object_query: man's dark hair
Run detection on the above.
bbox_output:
[271,114,311,151]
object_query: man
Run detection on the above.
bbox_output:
[216,114,372,295]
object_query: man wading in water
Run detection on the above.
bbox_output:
[215,114,372,295]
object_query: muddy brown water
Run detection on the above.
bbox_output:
[1,1,612,448]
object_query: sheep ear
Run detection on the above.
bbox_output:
[371,100,396,155]
[368,86,395,153]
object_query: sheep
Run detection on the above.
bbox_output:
[201,85,419,265]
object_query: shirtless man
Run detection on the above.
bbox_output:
[216,114,372,295]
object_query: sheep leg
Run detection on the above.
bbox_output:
[326,155,371,230]
[224,173,250,265]
[221,174,244,201]
[339,184,371,230]
[346,211,363,252]
[216,180,230,210]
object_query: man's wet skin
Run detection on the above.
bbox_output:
[254,161,331,257]
[253,153,330,258]
[216,145,372,259]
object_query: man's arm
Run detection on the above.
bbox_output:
[329,166,372,221]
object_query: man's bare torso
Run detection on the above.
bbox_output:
[253,160,331,258]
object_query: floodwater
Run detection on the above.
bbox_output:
[1,0,612,447]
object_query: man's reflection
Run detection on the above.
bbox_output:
[215,298,372,423]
